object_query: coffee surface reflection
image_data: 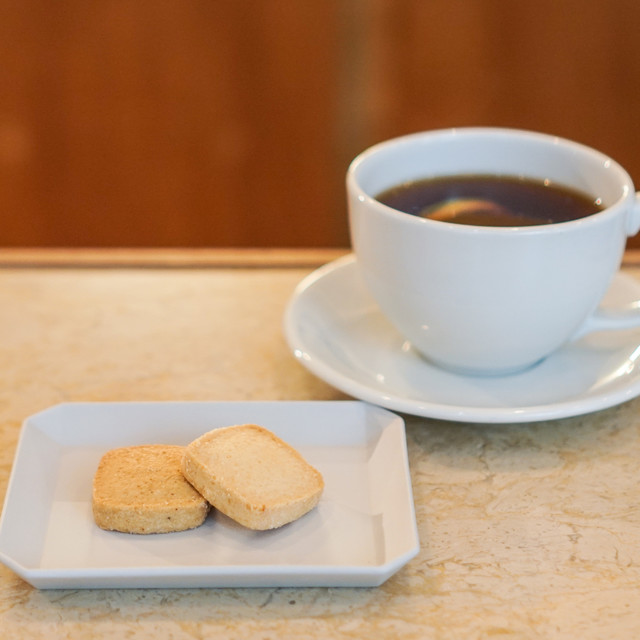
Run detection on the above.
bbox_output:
[376,175,603,227]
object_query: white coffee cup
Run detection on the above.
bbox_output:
[347,127,640,375]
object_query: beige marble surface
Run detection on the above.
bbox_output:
[1,252,640,639]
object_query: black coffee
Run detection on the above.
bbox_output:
[375,175,603,227]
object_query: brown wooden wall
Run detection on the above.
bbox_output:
[2,0,640,248]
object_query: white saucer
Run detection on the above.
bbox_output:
[284,254,640,423]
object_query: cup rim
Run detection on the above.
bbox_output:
[347,127,634,235]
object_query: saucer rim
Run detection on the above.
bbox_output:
[284,254,640,424]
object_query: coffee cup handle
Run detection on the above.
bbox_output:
[571,302,640,341]
[572,192,640,339]
[625,192,640,236]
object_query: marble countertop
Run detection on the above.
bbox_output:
[1,249,639,639]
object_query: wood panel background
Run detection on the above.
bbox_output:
[1,0,640,248]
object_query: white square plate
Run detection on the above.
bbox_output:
[0,401,419,589]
